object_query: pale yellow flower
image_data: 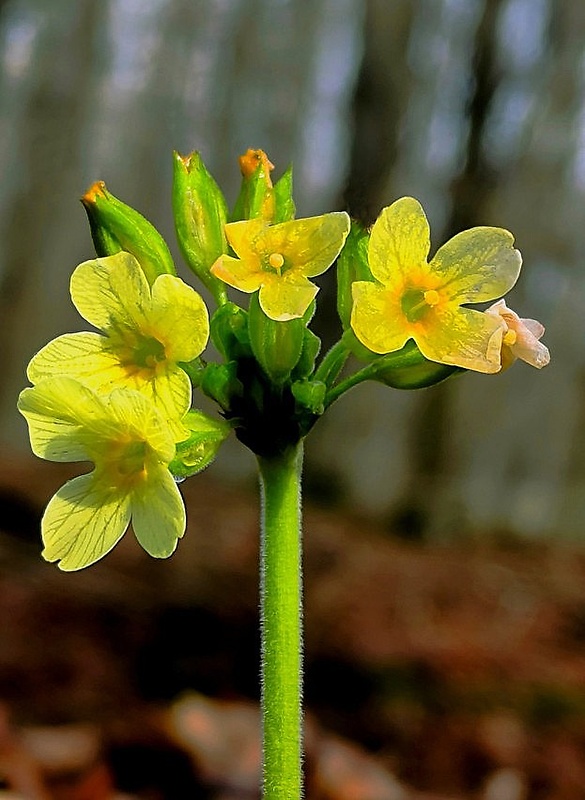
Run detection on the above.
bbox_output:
[350,197,522,373]
[211,213,350,321]
[18,377,186,571]
[27,252,209,436]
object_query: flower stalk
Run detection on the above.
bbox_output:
[258,443,304,799]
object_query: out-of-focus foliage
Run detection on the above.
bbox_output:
[0,0,579,537]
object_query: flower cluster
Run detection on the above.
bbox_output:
[19,151,549,570]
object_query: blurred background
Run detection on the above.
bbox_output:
[1,0,585,798]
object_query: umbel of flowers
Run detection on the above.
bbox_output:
[17,148,549,799]
[18,148,550,566]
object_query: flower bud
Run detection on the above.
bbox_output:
[200,362,243,412]
[169,410,231,480]
[210,302,252,361]
[232,148,276,222]
[292,379,326,416]
[336,220,371,328]
[81,181,176,284]
[248,292,304,384]
[172,151,229,303]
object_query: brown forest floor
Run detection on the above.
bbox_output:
[2,455,585,799]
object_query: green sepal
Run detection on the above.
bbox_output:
[210,302,251,361]
[81,181,176,285]
[292,379,326,416]
[370,340,462,389]
[172,151,229,303]
[336,220,371,328]
[248,293,305,384]
[200,361,243,412]
[291,328,321,380]
[169,410,231,480]
[272,165,296,223]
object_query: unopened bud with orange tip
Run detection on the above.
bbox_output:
[232,147,276,222]
[232,148,296,224]
[81,181,176,284]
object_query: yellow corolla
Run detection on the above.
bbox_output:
[210,212,350,321]
[27,252,209,436]
[350,197,523,373]
[18,377,186,571]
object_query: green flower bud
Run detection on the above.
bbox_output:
[200,361,243,412]
[81,181,176,284]
[172,151,229,303]
[292,379,326,416]
[248,293,305,384]
[210,302,251,361]
[336,220,371,328]
[169,410,231,480]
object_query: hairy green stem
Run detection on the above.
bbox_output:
[257,443,304,799]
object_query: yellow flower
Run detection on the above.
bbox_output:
[350,197,523,373]
[17,377,186,571]
[27,252,209,437]
[485,299,550,370]
[210,212,350,321]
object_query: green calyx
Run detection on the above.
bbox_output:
[81,181,176,284]
[336,219,372,329]
[247,293,306,385]
[172,151,229,304]
[169,410,231,480]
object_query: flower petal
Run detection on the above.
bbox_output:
[142,367,191,441]
[484,299,550,369]
[368,198,431,286]
[131,466,186,558]
[210,254,265,293]
[258,275,318,321]
[257,212,350,278]
[42,472,131,571]
[350,281,410,354]
[105,387,176,462]
[27,332,124,389]
[223,218,267,263]
[415,305,504,373]
[149,274,209,362]
[70,252,151,333]
[17,377,107,462]
[430,227,522,302]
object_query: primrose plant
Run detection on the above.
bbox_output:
[18,149,550,799]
